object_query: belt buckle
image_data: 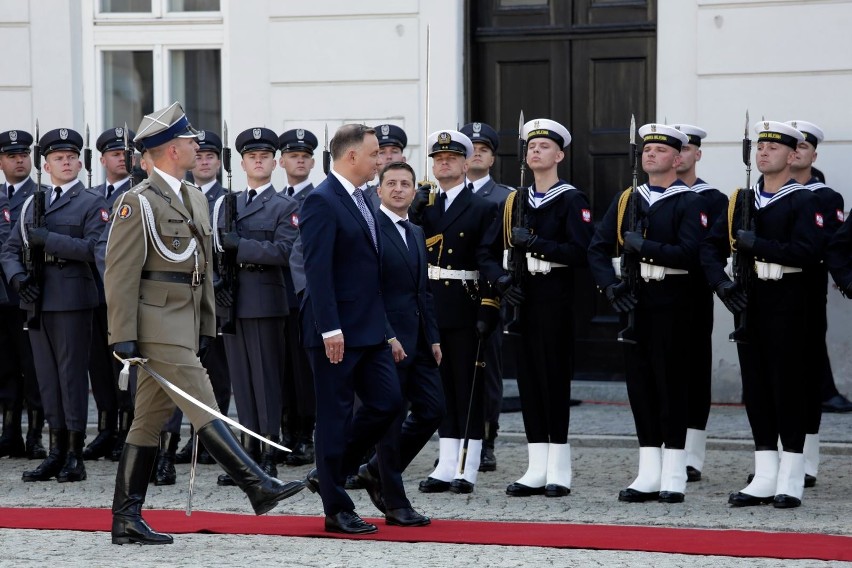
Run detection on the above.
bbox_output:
[191,270,201,287]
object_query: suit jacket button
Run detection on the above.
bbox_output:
[428,247,433,252]
[459,232,464,237]
[448,249,453,254]
[447,265,452,269]
[444,281,450,286]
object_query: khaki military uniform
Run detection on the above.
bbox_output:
[104,170,217,446]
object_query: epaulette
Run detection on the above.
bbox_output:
[498,183,516,193]
[184,180,199,190]
[130,180,151,195]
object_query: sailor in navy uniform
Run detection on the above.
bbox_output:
[700,121,824,509]
[481,118,594,497]
[0,129,46,461]
[83,126,137,462]
[670,123,728,483]
[213,127,300,479]
[277,127,318,465]
[412,129,501,495]
[785,120,849,487]
[0,127,110,483]
[363,124,408,210]
[459,121,514,473]
[589,124,704,504]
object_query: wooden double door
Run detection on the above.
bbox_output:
[466,0,657,380]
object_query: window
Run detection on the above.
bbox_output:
[98,0,219,15]
[102,51,154,130]
[170,49,222,132]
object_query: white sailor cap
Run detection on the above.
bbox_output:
[754,120,804,149]
[521,118,571,148]
[427,130,474,158]
[670,124,707,147]
[638,124,689,151]
[785,120,824,147]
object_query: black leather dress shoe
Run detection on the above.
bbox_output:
[325,511,377,534]
[358,464,386,514]
[658,491,684,503]
[773,494,801,509]
[804,474,816,488]
[304,468,320,494]
[506,482,545,497]
[728,491,774,507]
[686,466,701,482]
[822,393,852,413]
[618,488,660,503]
[217,473,236,486]
[418,477,450,493]
[385,507,430,527]
[479,445,496,472]
[345,474,364,490]
[449,479,474,494]
[544,484,570,497]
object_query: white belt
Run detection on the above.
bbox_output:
[428,265,479,281]
[611,257,687,281]
[502,250,566,274]
[755,261,801,281]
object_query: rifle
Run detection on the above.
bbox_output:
[729,110,753,343]
[504,110,528,327]
[23,120,46,331]
[617,114,640,345]
[218,120,238,335]
[83,124,92,188]
[322,124,330,175]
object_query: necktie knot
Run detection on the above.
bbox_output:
[107,184,115,198]
[246,189,257,205]
[286,186,294,197]
[6,184,14,200]
[53,187,62,204]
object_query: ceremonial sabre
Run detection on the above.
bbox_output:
[458,341,487,476]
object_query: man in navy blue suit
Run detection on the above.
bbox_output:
[300,124,402,535]
[356,161,444,527]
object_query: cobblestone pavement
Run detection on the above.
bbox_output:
[1,394,850,567]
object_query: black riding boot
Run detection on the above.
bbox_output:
[0,405,25,458]
[112,444,174,545]
[259,435,279,478]
[83,410,118,460]
[23,428,67,481]
[57,430,87,482]
[154,432,180,486]
[198,420,305,515]
[25,408,47,460]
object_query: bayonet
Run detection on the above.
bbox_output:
[84,124,92,188]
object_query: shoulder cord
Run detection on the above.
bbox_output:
[138,194,198,263]
[615,186,632,251]
[503,190,516,250]
[727,188,741,254]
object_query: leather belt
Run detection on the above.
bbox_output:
[141,270,205,285]
[427,265,479,281]
[238,263,267,272]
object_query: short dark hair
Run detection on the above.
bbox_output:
[329,124,375,160]
[379,161,416,186]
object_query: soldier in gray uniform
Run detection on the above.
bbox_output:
[83,126,136,462]
[1,127,110,483]
[0,129,46,461]
[213,127,300,480]
[460,121,514,472]
[277,128,317,466]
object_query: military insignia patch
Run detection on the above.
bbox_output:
[581,208,591,223]
[116,127,124,138]
[700,212,708,228]
[290,213,299,228]
[100,208,109,222]
[438,132,451,145]
[650,124,657,133]
[837,209,845,222]
[253,128,262,139]
[198,130,206,141]
[9,131,17,142]
[297,128,305,139]
[381,125,390,136]
[2,208,10,223]
[59,129,68,140]
[473,122,482,133]
[172,238,181,250]
[117,203,133,219]
[815,212,824,228]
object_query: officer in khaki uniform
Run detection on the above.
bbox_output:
[104,103,304,546]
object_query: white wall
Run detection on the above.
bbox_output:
[658,0,852,401]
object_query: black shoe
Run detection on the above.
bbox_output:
[773,494,802,509]
[418,477,450,493]
[25,408,46,460]
[173,430,194,465]
[618,488,660,503]
[217,473,236,486]
[259,436,279,479]
[545,484,570,497]
[658,491,684,503]
[345,474,364,490]
[111,409,133,462]
[82,411,117,460]
[449,479,474,494]
[728,491,774,507]
[112,444,174,545]
[154,432,179,486]
[822,393,852,413]
[57,430,87,483]
[506,482,545,497]
[686,466,701,482]
[804,474,816,488]
[357,464,386,514]
[479,446,496,472]
[746,473,755,484]
[0,406,25,458]
[325,511,377,534]
[197,420,305,515]
[385,507,430,527]
[286,440,315,466]
[23,429,67,482]
[304,467,320,494]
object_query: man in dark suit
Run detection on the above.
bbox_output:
[356,161,444,527]
[1,127,110,483]
[0,129,46,461]
[300,124,402,535]
[277,128,318,465]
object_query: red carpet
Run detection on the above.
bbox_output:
[1,507,850,561]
